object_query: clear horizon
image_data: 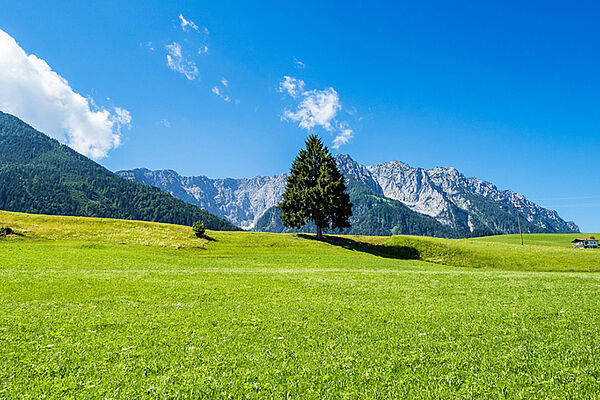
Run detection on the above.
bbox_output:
[0,1,598,231]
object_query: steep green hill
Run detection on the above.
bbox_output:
[0,111,238,230]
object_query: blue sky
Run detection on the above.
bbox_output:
[0,1,599,231]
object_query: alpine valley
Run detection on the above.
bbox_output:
[118,155,579,238]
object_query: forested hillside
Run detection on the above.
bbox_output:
[0,111,239,230]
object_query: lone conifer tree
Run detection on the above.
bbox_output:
[278,135,352,239]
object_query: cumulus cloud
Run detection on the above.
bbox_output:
[280,75,355,147]
[0,29,129,159]
[279,76,305,98]
[166,42,198,80]
[198,45,208,55]
[283,87,340,131]
[212,86,230,102]
[221,78,228,87]
[179,14,199,32]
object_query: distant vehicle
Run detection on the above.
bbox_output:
[571,238,599,249]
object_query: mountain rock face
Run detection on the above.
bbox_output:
[366,161,470,233]
[426,167,579,233]
[118,169,288,230]
[118,154,579,236]
[341,159,578,235]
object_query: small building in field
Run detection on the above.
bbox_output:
[572,238,599,249]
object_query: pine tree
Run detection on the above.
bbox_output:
[278,135,352,239]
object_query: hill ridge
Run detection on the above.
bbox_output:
[0,111,239,230]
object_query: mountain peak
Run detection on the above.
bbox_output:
[369,160,413,172]
[334,154,382,195]
[334,153,358,164]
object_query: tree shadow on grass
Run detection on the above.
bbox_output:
[202,235,217,242]
[297,234,420,260]
[0,226,24,238]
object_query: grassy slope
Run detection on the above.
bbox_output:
[2,211,600,398]
[387,233,600,272]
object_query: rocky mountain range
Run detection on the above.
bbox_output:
[118,155,578,237]
[117,169,288,230]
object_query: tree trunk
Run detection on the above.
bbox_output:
[316,223,323,240]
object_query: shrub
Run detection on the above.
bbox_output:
[0,226,15,237]
[192,221,206,238]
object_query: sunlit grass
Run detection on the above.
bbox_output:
[2,211,600,398]
[387,233,600,272]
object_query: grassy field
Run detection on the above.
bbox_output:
[387,232,600,272]
[1,211,600,399]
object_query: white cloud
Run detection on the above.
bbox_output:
[283,87,340,131]
[0,29,129,159]
[160,119,171,128]
[178,14,209,54]
[279,76,305,98]
[179,14,199,32]
[279,76,355,147]
[113,107,132,127]
[212,79,231,102]
[166,42,198,80]
[212,86,230,102]
[332,124,354,149]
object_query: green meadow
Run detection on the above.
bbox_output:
[387,233,600,272]
[1,210,600,399]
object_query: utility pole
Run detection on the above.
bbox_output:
[515,203,523,246]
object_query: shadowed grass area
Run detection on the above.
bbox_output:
[0,225,23,237]
[298,233,420,259]
[1,210,600,398]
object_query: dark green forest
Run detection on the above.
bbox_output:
[0,111,238,231]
